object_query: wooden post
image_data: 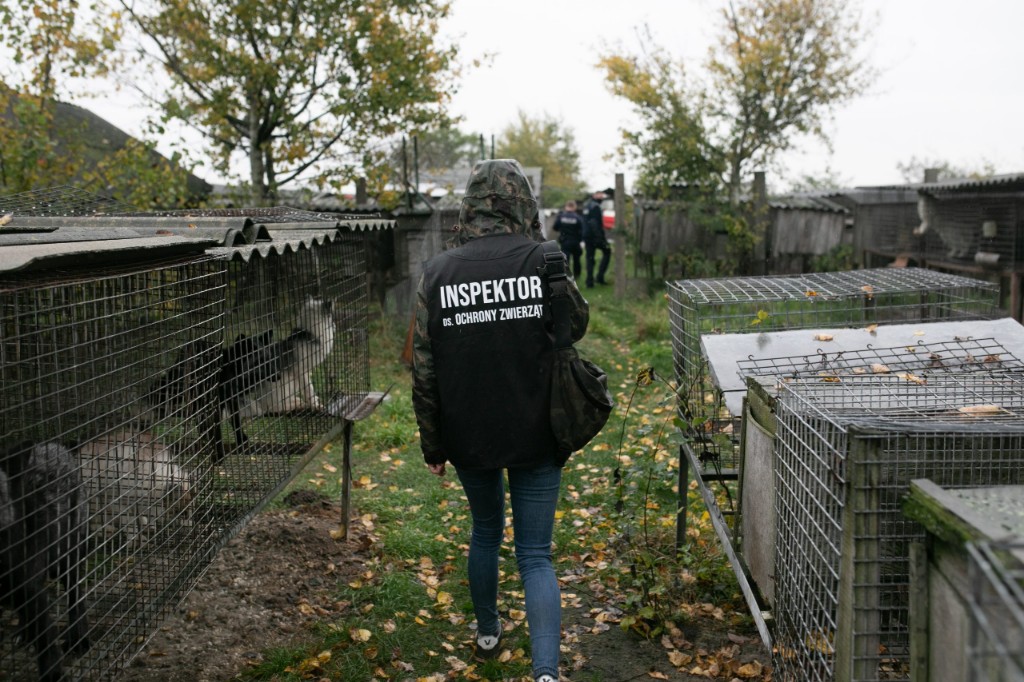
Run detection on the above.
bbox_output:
[836,436,882,682]
[909,541,930,681]
[614,173,626,299]
[752,171,769,275]
[676,443,689,552]
[1011,272,1022,322]
[339,420,354,539]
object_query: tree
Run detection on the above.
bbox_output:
[118,0,458,205]
[0,2,199,209]
[494,111,585,208]
[600,0,873,203]
[598,39,723,200]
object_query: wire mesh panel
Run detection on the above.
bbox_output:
[667,267,1001,465]
[966,540,1024,682]
[771,373,1024,682]
[0,189,381,680]
[210,229,370,534]
[0,256,225,681]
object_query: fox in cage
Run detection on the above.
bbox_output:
[220,297,336,451]
[152,295,339,462]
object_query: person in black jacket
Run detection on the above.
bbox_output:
[411,159,588,682]
[551,199,584,279]
[582,192,611,288]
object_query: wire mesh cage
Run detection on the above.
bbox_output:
[667,267,1001,465]
[770,373,1024,682]
[209,227,370,531]
[966,539,1024,682]
[0,255,226,681]
[0,189,383,681]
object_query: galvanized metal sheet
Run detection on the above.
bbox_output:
[703,317,1024,415]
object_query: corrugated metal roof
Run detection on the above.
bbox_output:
[768,194,849,213]
[0,207,394,273]
[859,172,1024,193]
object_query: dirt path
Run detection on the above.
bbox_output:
[120,494,771,681]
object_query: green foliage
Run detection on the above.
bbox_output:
[809,243,856,272]
[599,0,874,203]
[597,36,723,199]
[117,0,459,204]
[495,110,586,208]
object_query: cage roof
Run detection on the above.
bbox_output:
[704,317,1024,415]
[777,371,1024,434]
[668,267,997,304]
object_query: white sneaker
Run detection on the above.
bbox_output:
[536,675,558,682]
[473,620,502,661]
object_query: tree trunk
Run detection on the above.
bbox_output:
[248,106,266,206]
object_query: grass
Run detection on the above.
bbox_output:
[250,279,747,681]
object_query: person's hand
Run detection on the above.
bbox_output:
[427,462,446,477]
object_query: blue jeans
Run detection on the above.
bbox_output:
[456,464,562,679]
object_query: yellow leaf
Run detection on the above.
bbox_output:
[737,660,764,677]
[871,363,890,374]
[436,591,453,605]
[805,289,819,297]
[814,333,834,341]
[647,672,669,679]
[322,462,337,473]
[350,628,372,642]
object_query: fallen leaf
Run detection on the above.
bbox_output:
[897,372,926,385]
[668,650,693,667]
[814,333,834,341]
[647,672,669,679]
[865,323,878,334]
[350,628,372,642]
[871,363,890,374]
[805,290,819,297]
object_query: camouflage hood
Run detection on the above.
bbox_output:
[456,159,539,245]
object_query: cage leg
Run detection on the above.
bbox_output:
[676,443,689,553]
[339,420,353,539]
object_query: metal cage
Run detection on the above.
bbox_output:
[0,194,386,681]
[771,373,1024,682]
[667,268,1001,467]
[1,255,226,681]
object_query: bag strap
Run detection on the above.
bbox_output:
[538,239,573,350]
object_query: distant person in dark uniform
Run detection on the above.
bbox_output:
[582,192,611,288]
[551,199,584,279]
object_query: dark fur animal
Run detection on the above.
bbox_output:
[0,442,90,682]
[219,298,335,454]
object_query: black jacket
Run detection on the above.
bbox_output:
[552,210,584,245]
[413,233,587,469]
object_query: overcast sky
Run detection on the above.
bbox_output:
[85,0,1024,195]
[440,0,1024,192]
